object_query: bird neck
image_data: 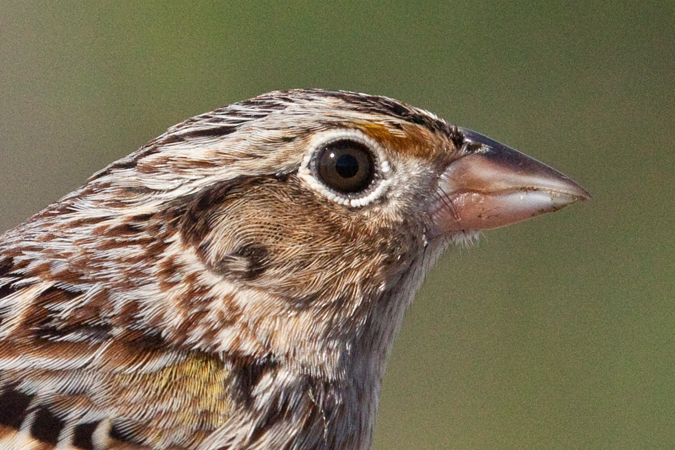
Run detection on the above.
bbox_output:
[235,256,430,450]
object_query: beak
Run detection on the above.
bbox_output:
[429,128,591,236]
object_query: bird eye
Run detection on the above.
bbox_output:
[314,139,376,194]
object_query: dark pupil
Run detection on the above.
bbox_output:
[315,139,375,194]
[335,154,359,178]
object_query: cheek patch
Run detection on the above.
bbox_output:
[210,243,270,281]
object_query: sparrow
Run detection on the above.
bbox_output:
[0,89,590,450]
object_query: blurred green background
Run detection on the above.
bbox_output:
[1,1,674,449]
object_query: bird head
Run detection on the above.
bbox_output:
[55,89,589,379]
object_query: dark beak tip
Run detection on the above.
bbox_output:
[558,182,592,204]
[557,176,593,203]
[578,186,593,201]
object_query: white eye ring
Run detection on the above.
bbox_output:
[298,129,392,207]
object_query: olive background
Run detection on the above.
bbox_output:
[1,2,673,449]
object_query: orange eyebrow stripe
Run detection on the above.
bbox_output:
[352,121,448,159]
